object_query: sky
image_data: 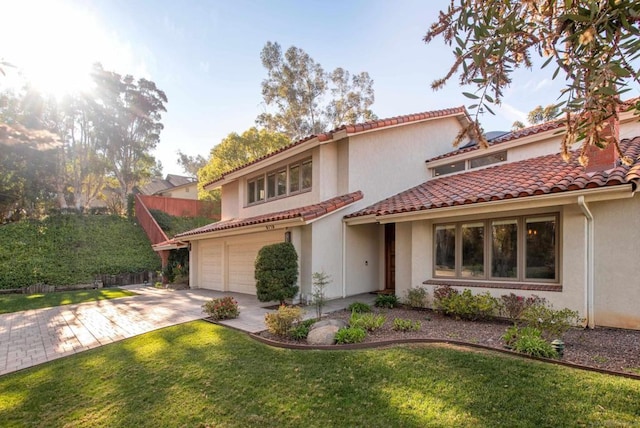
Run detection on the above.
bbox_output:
[2,0,566,176]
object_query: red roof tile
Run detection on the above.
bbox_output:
[426,120,564,163]
[347,137,640,219]
[177,191,363,237]
[204,106,469,188]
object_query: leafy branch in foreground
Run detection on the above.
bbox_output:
[425,0,640,165]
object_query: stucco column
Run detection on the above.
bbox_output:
[288,227,305,303]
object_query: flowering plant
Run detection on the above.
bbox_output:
[202,297,240,320]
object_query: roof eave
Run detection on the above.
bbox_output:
[371,185,634,224]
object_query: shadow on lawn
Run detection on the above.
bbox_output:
[1,322,639,427]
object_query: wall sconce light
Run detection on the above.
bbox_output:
[284,231,292,243]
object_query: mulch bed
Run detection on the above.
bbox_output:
[255,306,640,377]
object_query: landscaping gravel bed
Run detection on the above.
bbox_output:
[258,306,640,375]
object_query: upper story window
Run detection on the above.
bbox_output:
[247,158,312,205]
[434,213,558,283]
[432,150,507,177]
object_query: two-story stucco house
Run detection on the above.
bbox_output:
[177,105,640,330]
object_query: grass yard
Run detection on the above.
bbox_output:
[0,321,638,427]
[0,288,137,314]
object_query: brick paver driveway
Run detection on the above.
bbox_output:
[0,286,221,376]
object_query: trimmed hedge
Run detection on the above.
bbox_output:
[0,214,161,289]
[254,242,298,304]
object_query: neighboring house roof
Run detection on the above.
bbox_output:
[176,191,363,238]
[136,174,196,195]
[346,136,640,219]
[205,106,470,188]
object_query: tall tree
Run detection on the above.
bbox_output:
[177,150,207,177]
[198,127,290,200]
[91,64,168,208]
[425,0,640,165]
[512,104,561,130]
[257,41,377,141]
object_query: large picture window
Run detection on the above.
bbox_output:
[433,214,558,283]
[246,158,312,205]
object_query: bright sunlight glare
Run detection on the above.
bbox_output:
[1,0,140,99]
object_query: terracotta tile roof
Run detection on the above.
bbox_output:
[177,191,363,238]
[426,120,564,163]
[426,97,639,164]
[347,137,640,219]
[205,106,469,188]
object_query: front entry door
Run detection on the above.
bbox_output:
[384,223,396,292]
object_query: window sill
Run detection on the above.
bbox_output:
[423,279,562,292]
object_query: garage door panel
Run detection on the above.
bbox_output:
[228,236,281,294]
[199,242,223,290]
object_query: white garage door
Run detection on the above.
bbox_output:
[199,241,223,290]
[227,235,281,294]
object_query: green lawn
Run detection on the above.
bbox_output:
[0,288,137,314]
[0,322,638,427]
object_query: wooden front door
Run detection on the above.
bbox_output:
[384,223,396,291]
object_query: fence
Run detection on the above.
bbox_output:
[137,194,219,219]
[135,194,169,245]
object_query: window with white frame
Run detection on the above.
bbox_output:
[247,158,312,205]
[432,150,507,177]
[434,214,558,283]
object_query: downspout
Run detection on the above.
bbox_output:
[577,196,595,329]
[342,221,347,298]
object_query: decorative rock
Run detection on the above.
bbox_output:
[310,319,348,331]
[307,325,342,345]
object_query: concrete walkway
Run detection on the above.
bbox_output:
[0,285,376,376]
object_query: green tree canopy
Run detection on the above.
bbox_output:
[512,104,561,130]
[197,127,290,200]
[176,151,207,177]
[425,0,640,166]
[257,41,376,141]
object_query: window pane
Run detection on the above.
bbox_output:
[433,161,465,177]
[469,151,507,168]
[267,173,276,198]
[491,219,518,278]
[289,164,300,192]
[435,225,456,277]
[526,217,556,280]
[277,169,287,196]
[257,177,265,201]
[248,180,256,204]
[462,222,484,277]
[302,160,312,189]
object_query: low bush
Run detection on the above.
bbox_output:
[349,312,386,331]
[404,287,429,308]
[374,294,399,309]
[289,319,316,341]
[502,325,558,358]
[433,285,458,306]
[436,288,500,321]
[521,300,582,339]
[500,293,545,321]
[392,318,422,332]
[202,296,240,320]
[347,302,372,313]
[335,326,366,344]
[264,305,303,337]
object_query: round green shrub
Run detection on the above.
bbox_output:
[254,242,299,304]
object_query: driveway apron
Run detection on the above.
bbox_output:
[0,286,217,376]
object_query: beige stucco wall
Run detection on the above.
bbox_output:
[220,181,239,220]
[159,183,198,200]
[348,117,463,205]
[591,195,640,329]
[309,214,346,299]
